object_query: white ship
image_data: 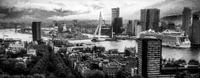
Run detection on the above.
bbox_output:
[139,29,191,48]
[161,30,190,48]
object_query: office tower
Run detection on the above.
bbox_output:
[140,9,160,32]
[137,38,162,78]
[32,22,41,41]
[189,13,200,47]
[111,8,120,36]
[113,17,123,35]
[111,8,120,22]
[127,20,134,36]
[182,7,192,35]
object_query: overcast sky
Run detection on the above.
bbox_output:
[0,0,179,21]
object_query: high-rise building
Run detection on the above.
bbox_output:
[111,8,120,22]
[32,22,41,41]
[127,20,134,36]
[111,8,120,36]
[113,17,123,35]
[127,20,133,35]
[189,13,200,47]
[182,7,192,35]
[127,20,140,36]
[137,38,162,78]
[135,24,142,37]
[140,9,160,32]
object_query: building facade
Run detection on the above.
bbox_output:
[182,7,192,35]
[137,38,162,78]
[140,9,160,32]
[127,20,135,36]
[135,25,142,37]
[32,22,41,41]
[111,8,122,35]
[113,17,123,35]
[111,8,120,22]
[189,12,200,47]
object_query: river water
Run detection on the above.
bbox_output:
[1,29,200,62]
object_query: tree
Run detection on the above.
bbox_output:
[188,59,199,65]
[175,59,186,67]
[14,63,26,74]
[89,70,105,78]
[124,49,131,56]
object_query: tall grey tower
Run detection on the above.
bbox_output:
[189,12,200,48]
[137,38,162,78]
[111,8,120,36]
[32,22,41,41]
[111,8,120,22]
[182,7,192,35]
[140,9,160,32]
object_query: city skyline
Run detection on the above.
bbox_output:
[1,0,200,22]
[0,0,200,78]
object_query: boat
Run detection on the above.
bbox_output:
[105,34,117,41]
[105,38,117,41]
[139,29,191,48]
[91,37,104,42]
[91,12,105,42]
[161,30,190,48]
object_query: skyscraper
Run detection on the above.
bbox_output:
[137,38,162,78]
[113,17,123,35]
[140,9,160,32]
[111,8,120,22]
[32,22,41,41]
[111,8,121,36]
[127,20,140,36]
[189,13,200,48]
[111,8,123,35]
[127,20,134,36]
[182,7,192,35]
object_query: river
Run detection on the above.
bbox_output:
[1,29,200,62]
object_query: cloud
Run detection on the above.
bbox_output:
[0,5,90,21]
[90,4,104,10]
[0,6,26,19]
[148,0,200,17]
[49,1,66,7]
[0,0,170,21]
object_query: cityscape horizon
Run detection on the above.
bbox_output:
[0,0,200,78]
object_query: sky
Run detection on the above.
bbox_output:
[0,0,167,21]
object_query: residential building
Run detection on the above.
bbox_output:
[32,22,41,41]
[137,38,162,78]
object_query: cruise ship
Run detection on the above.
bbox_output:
[161,30,190,48]
[139,29,191,48]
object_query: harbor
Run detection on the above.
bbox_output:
[1,29,200,62]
